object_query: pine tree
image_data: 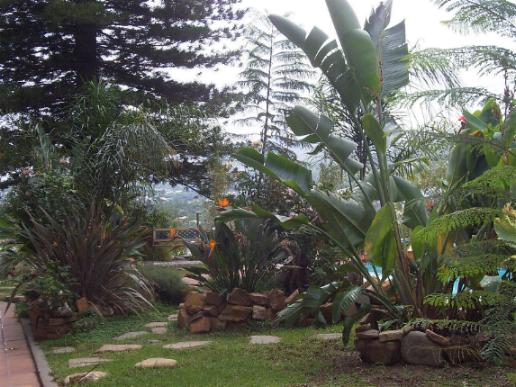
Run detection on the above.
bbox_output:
[0,0,244,117]
[236,15,315,157]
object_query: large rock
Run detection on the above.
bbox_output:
[425,329,450,346]
[355,338,401,365]
[189,316,211,334]
[184,292,206,309]
[252,305,272,321]
[267,289,286,312]
[218,305,252,322]
[205,291,225,307]
[135,358,177,369]
[249,292,268,306]
[64,371,108,385]
[401,331,445,367]
[379,329,404,343]
[177,307,190,330]
[227,288,252,306]
[209,317,227,331]
[356,329,380,340]
[285,289,300,305]
[202,305,220,317]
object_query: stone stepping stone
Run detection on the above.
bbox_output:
[167,314,178,321]
[135,358,177,369]
[249,335,281,345]
[64,371,108,385]
[114,331,149,341]
[314,333,342,341]
[147,339,162,344]
[96,344,142,353]
[151,327,167,335]
[68,357,112,368]
[145,322,168,329]
[163,341,212,350]
[52,346,76,354]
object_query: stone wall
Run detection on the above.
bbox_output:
[178,288,289,334]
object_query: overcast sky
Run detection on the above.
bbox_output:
[179,0,514,137]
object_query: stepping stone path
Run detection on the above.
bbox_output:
[314,333,342,341]
[64,371,108,385]
[96,344,142,353]
[68,357,112,368]
[167,314,178,321]
[163,341,212,350]
[135,358,177,369]
[145,322,168,328]
[151,327,167,335]
[147,339,162,344]
[114,331,149,341]
[249,335,281,345]
[52,346,76,354]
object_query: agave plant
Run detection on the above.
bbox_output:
[0,202,153,315]
[217,0,432,342]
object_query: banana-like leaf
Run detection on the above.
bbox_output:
[342,303,371,345]
[331,286,363,323]
[362,113,386,154]
[364,0,393,49]
[391,176,428,228]
[325,0,361,41]
[235,147,313,195]
[364,204,397,275]
[215,207,310,231]
[268,15,307,47]
[286,106,363,175]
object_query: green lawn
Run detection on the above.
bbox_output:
[40,304,513,387]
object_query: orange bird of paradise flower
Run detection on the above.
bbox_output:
[216,197,230,208]
[208,239,216,257]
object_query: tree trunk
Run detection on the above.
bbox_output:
[72,1,98,84]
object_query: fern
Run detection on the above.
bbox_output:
[414,208,502,243]
[424,291,506,311]
[462,165,516,197]
[406,318,482,334]
[438,254,514,282]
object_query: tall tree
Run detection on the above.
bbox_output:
[236,15,315,157]
[0,0,244,117]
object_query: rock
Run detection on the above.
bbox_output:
[135,358,177,369]
[205,291,225,307]
[356,323,372,333]
[379,329,404,343]
[52,346,76,354]
[177,307,190,330]
[250,335,281,344]
[114,331,149,341]
[96,344,142,353]
[189,316,211,334]
[355,338,401,365]
[227,288,252,306]
[151,327,167,335]
[425,329,450,346]
[356,329,380,340]
[285,289,300,305]
[218,305,252,322]
[54,305,74,318]
[64,371,108,385]
[167,314,178,322]
[184,291,206,309]
[252,305,272,321]
[319,302,333,323]
[68,357,112,368]
[163,341,212,350]
[267,289,286,312]
[402,324,414,336]
[401,331,445,367]
[314,333,342,341]
[209,318,227,331]
[145,322,168,329]
[202,305,220,317]
[249,292,269,306]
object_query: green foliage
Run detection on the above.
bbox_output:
[406,318,482,335]
[141,266,187,305]
[186,218,282,293]
[424,291,506,311]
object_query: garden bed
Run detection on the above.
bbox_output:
[38,304,514,386]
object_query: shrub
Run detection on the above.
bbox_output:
[141,266,187,304]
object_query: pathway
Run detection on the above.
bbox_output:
[0,302,41,387]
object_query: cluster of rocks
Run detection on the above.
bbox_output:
[178,288,292,334]
[355,315,483,367]
[27,301,78,340]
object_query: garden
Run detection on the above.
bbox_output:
[0,0,514,386]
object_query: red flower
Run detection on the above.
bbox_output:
[459,115,467,124]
